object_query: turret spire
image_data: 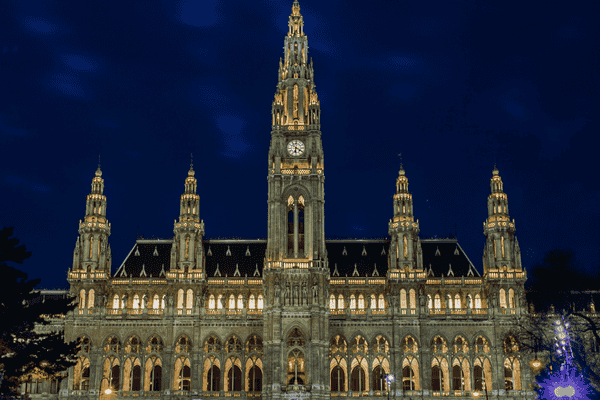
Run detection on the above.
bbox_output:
[172,163,205,274]
[388,161,421,275]
[483,167,523,274]
[72,165,112,274]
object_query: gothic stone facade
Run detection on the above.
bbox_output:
[59,1,535,399]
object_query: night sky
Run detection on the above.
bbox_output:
[1,0,598,291]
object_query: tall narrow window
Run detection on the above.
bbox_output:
[358,294,365,309]
[229,295,235,309]
[257,294,263,309]
[403,236,408,258]
[209,295,215,309]
[378,294,385,309]
[371,294,377,309]
[434,294,441,309]
[508,289,515,308]
[298,196,305,256]
[217,295,223,309]
[249,294,256,309]
[186,289,194,309]
[350,295,356,309]
[79,289,86,309]
[338,295,345,309]
[501,236,505,258]
[447,294,452,309]
[409,289,416,309]
[177,289,184,309]
[330,295,336,309]
[400,289,407,308]
[287,197,294,257]
[499,289,507,308]
[237,294,243,309]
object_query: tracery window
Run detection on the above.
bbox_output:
[237,294,243,309]
[350,357,367,392]
[204,357,221,391]
[401,336,418,353]
[209,294,215,309]
[434,294,441,309]
[125,336,141,354]
[400,289,407,308]
[204,335,222,354]
[508,288,515,308]
[338,294,345,309]
[173,357,191,391]
[146,336,164,354]
[330,335,348,392]
[504,357,521,390]
[286,328,306,385]
[249,294,256,309]
[431,337,449,392]
[102,357,120,392]
[454,294,461,309]
[217,294,223,309]
[113,294,119,309]
[475,293,482,309]
[503,336,518,354]
[79,289,86,309]
[186,289,194,309]
[378,294,385,309]
[371,294,377,309]
[372,358,390,391]
[133,294,140,309]
[73,356,90,390]
[123,356,142,391]
[144,357,162,392]
[152,294,160,309]
[257,294,263,309]
[104,336,121,354]
[246,334,263,355]
[176,336,191,354]
[358,294,365,309]
[402,356,419,390]
[499,289,507,308]
[225,337,242,392]
[409,289,416,309]
[229,294,235,309]
[330,294,336,310]
[177,289,184,309]
[88,289,95,308]
[350,294,356,309]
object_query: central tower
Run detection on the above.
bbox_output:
[264,2,329,400]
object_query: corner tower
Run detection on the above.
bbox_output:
[482,167,523,273]
[388,164,423,273]
[171,162,205,275]
[263,2,329,400]
[72,165,112,274]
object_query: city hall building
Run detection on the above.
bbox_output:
[52,1,535,399]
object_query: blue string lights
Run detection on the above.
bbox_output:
[535,315,594,399]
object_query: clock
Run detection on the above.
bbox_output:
[287,140,305,156]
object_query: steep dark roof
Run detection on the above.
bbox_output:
[421,239,480,278]
[114,238,480,279]
[115,240,171,278]
[204,240,267,278]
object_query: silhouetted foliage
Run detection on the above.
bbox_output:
[525,248,600,313]
[0,227,80,397]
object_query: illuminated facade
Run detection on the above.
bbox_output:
[59,1,536,399]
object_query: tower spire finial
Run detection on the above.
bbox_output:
[190,153,193,169]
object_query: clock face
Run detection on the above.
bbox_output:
[287,140,305,156]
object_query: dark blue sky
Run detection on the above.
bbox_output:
[1,0,598,290]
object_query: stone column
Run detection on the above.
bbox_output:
[294,200,299,258]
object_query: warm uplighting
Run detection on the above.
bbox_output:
[104,388,112,395]
[473,391,480,397]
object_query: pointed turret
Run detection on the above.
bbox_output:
[172,160,206,275]
[482,167,522,274]
[388,162,422,275]
[72,164,112,274]
[271,0,321,131]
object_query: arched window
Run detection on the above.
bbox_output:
[79,289,86,309]
[229,295,235,309]
[475,294,482,309]
[177,289,184,309]
[102,357,120,392]
[409,289,416,309]
[73,357,91,390]
[400,289,407,308]
[499,289,507,308]
[434,294,441,309]
[161,295,165,309]
[431,357,449,392]
[428,295,432,309]
[452,365,463,391]
[454,294,461,309]
[358,294,365,309]
[144,357,162,392]
[402,364,415,390]
[113,294,120,309]
[372,365,385,391]
[237,294,243,309]
[350,364,366,392]
[249,294,256,309]
[217,294,223,309]
[447,294,452,309]
[186,289,194,309]
[371,294,377,309]
[338,294,345,309]
[378,294,385,309]
[247,364,262,392]
[124,357,142,391]
[88,289,95,308]
[206,363,220,391]
[209,295,215,309]
[226,360,242,391]
[133,294,140,309]
[152,294,159,309]
[508,289,515,308]
[350,294,356,309]
[331,365,346,392]
[474,356,492,392]
[257,294,263,309]
[330,294,336,309]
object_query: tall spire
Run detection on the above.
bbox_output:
[483,167,523,274]
[271,0,320,129]
[72,165,112,275]
[172,163,205,274]
[388,160,421,274]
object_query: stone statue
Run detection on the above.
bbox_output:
[312,284,318,304]
[293,285,299,306]
[168,294,173,308]
[274,285,281,304]
[302,284,308,305]
[284,284,290,306]
[419,292,425,308]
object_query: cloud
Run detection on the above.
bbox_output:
[4,175,51,194]
[44,73,85,98]
[0,115,28,137]
[61,54,100,72]
[22,16,61,34]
